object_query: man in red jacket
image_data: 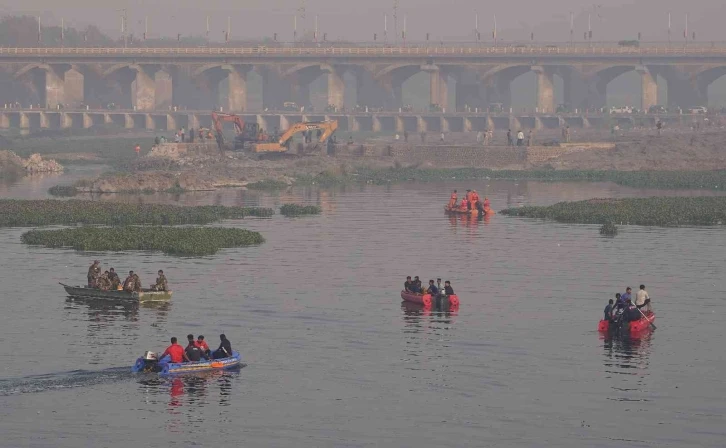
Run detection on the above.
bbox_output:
[160,337,186,363]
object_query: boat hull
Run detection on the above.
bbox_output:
[598,311,655,333]
[401,290,460,307]
[132,351,242,376]
[61,283,172,302]
[444,205,495,216]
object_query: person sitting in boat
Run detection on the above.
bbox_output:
[132,272,142,293]
[413,276,423,293]
[483,197,491,210]
[97,271,112,291]
[151,270,168,291]
[108,268,121,290]
[185,334,208,362]
[427,279,439,296]
[196,335,211,357]
[160,337,186,363]
[123,271,136,292]
[447,190,458,208]
[623,299,641,322]
[87,260,101,288]
[459,198,469,211]
[470,190,480,208]
[403,275,413,292]
[212,334,233,359]
[443,281,454,296]
[475,200,484,215]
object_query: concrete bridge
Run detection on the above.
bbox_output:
[2,45,726,115]
[0,108,705,133]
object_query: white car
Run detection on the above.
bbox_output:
[688,106,708,114]
[609,106,633,114]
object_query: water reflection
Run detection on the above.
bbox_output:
[64,297,171,331]
[601,331,653,374]
[137,369,241,415]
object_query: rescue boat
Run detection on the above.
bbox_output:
[400,290,460,307]
[444,205,495,216]
[598,311,655,333]
[132,350,242,375]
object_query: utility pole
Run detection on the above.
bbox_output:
[298,0,306,41]
[668,12,671,45]
[393,0,399,45]
[475,12,479,42]
[402,14,406,46]
[61,18,64,48]
[384,14,388,43]
[227,16,231,43]
[314,15,318,43]
[570,11,574,46]
[122,9,128,48]
[493,14,497,46]
[206,15,210,45]
[294,15,297,44]
[685,13,688,44]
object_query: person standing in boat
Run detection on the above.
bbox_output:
[132,272,142,292]
[427,280,439,296]
[443,281,454,296]
[212,334,233,359]
[436,279,443,293]
[413,276,423,293]
[151,270,168,291]
[87,260,101,288]
[604,299,615,323]
[108,268,121,290]
[447,190,458,208]
[635,285,651,311]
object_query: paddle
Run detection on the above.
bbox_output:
[636,301,657,330]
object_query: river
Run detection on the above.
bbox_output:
[0,170,724,447]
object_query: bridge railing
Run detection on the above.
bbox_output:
[3,46,726,56]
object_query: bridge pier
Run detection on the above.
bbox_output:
[637,66,658,111]
[532,66,555,114]
[223,65,249,112]
[131,66,156,111]
[326,67,345,110]
[0,113,8,129]
[154,70,173,110]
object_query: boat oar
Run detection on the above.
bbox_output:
[636,302,656,330]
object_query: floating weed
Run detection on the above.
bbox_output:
[21,226,265,257]
[280,204,322,217]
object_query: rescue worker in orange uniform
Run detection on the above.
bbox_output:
[483,197,491,211]
[160,337,186,363]
[447,190,458,209]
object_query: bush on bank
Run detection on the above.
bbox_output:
[294,168,726,190]
[21,226,265,257]
[500,197,726,227]
[280,204,322,216]
[0,199,273,227]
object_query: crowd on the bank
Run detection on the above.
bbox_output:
[87,260,168,293]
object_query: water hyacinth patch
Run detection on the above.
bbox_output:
[21,226,265,257]
[0,199,273,227]
[280,204,322,216]
[500,197,726,227]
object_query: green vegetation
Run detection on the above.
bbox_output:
[48,185,80,197]
[246,179,290,190]
[600,222,619,236]
[293,168,726,190]
[500,197,726,227]
[21,226,264,256]
[0,200,273,227]
[280,204,322,216]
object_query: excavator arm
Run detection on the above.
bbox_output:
[211,111,245,151]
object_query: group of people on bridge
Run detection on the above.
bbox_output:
[87,260,168,293]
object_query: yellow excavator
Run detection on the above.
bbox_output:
[253,120,338,154]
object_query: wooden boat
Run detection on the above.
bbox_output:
[60,283,172,302]
[444,205,495,216]
[598,311,655,333]
[401,290,460,307]
[132,351,242,376]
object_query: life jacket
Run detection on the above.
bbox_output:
[460,199,469,209]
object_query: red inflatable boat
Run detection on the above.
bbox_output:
[598,311,655,333]
[400,291,460,307]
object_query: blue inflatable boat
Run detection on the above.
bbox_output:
[132,350,242,375]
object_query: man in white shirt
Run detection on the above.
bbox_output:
[635,284,651,311]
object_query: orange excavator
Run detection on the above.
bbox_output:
[211,111,267,151]
[253,120,338,153]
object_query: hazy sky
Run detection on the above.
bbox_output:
[2,0,724,43]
